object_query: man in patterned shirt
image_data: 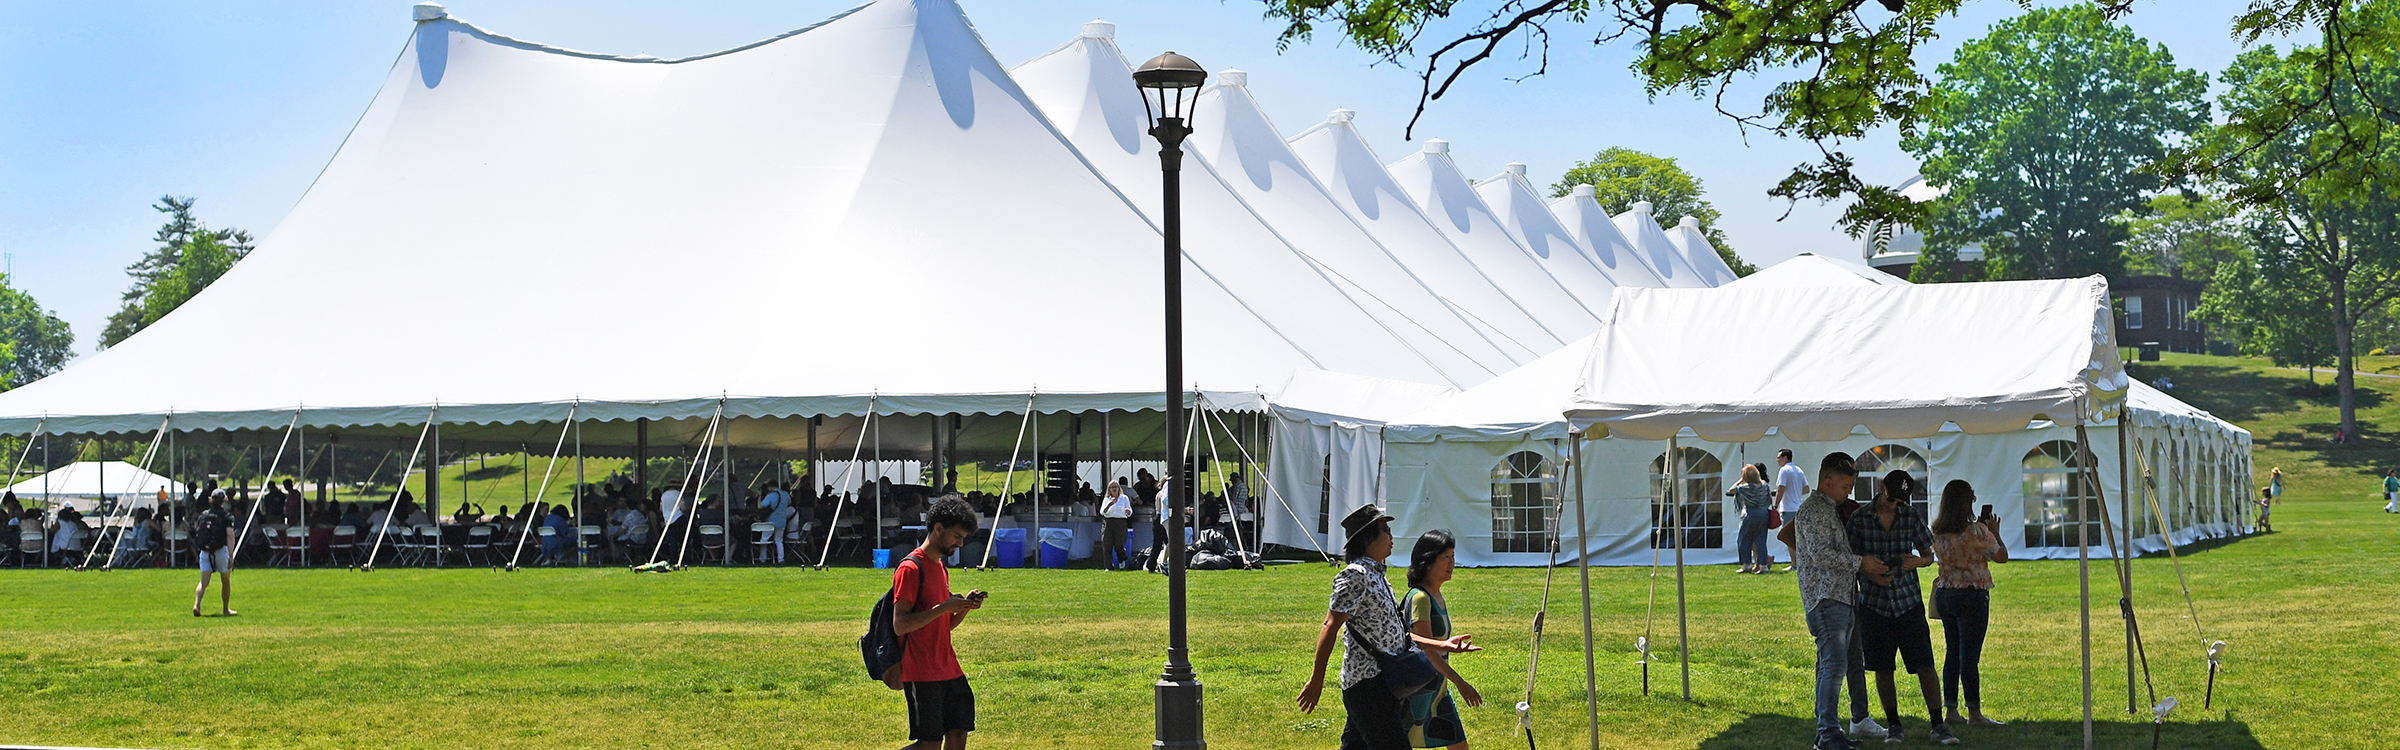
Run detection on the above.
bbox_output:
[1792,452,1890,750]
[1846,470,1953,745]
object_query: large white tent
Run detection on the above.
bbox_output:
[1388,141,1615,320]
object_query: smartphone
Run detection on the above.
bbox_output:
[1980,504,1995,519]
[968,589,988,603]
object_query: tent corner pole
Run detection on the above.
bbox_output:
[1670,434,1690,702]
[2075,424,2094,750]
[1570,436,1598,750]
[2118,420,2134,714]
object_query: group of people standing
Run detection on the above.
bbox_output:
[1788,450,2007,749]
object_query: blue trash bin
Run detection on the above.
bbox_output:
[993,528,1026,569]
[872,548,892,568]
[1038,527,1073,569]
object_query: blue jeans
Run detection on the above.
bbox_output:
[1737,507,1773,567]
[1806,600,1856,741]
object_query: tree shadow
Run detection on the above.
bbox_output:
[461,463,523,482]
[1689,713,2264,750]
[2124,363,2307,423]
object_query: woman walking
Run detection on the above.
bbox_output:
[1403,530,1481,749]
[1300,506,1479,749]
[1728,464,1776,574]
[1929,480,2007,728]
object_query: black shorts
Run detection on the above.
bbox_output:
[903,677,975,742]
[1859,604,1937,674]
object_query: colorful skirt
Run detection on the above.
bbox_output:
[1405,685,1464,748]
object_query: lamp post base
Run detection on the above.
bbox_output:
[1154,676,1205,749]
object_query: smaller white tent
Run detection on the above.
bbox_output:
[7,461,185,505]
[1722,253,1902,288]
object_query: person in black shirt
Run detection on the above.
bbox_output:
[192,493,237,617]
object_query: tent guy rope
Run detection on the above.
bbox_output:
[503,404,578,570]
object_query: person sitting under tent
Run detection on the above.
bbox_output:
[50,502,86,554]
[538,504,574,565]
[339,503,364,530]
[112,507,159,568]
[282,479,305,524]
[761,481,796,563]
[2,493,20,539]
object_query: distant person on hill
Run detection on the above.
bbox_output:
[1788,452,1891,750]
[2268,468,2283,503]
[1929,480,2007,728]
[2383,469,2396,514]
[192,493,236,617]
[891,495,987,750]
[2258,487,2276,532]
[1729,463,1777,574]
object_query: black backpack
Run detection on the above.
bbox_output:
[860,551,928,690]
[196,510,230,552]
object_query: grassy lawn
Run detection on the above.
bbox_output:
[2,353,2390,749]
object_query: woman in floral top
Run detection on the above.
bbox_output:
[1929,480,2008,727]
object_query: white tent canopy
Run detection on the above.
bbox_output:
[1722,252,1905,288]
[1548,184,1672,289]
[0,0,1492,438]
[1565,277,2129,441]
[1473,165,1632,300]
[1610,202,1714,288]
[1387,141,1610,322]
[1665,215,1744,287]
[7,461,185,502]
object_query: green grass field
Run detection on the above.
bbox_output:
[4,354,2394,749]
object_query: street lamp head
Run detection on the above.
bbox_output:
[1133,51,1207,130]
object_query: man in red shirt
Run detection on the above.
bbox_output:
[892,495,985,750]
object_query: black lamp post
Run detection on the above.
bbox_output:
[1134,50,1207,750]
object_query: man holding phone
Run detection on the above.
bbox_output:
[893,495,987,750]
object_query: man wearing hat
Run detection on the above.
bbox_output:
[1297,505,1477,749]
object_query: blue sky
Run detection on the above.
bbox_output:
[0,0,2282,355]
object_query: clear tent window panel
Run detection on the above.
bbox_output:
[1853,443,1932,519]
[1649,446,1724,550]
[1489,451,1557,554]
[2023,440,2098,548]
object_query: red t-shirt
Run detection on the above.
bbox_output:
[893,551,963,682]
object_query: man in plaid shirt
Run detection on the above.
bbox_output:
[1846,470,1954,745]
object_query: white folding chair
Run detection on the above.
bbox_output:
[749,522,778,564]
[327,525,359,567]
[465,525,496,566]
[416,525,449,566]
[576,525,602,566]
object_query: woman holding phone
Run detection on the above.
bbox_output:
[1929,480,2007,727]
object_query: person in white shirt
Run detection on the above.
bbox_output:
[1100,481,1134,570]
[659,485,684,527]
[1774,448,1811,573]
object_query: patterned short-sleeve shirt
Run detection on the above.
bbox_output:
[1932,523,2000,590]
[1329,558,1405,689]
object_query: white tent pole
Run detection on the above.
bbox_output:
[90,416,171,570]
[647,410,719,567]
[296,423,306,567]
[2076,424,2094,750]
[361,415,437,571]
[2120,418,2136,714]
[1204,408,1331,562]
[1671,435,1690,701]
[230,412,302,563]
[1198,399,1247,559]
[1571,435,1598,750]
[811,401,877,569]
[722,412,734,566]
[504,405,577,570]
[875,405,885,555]
[574,405,584,565]
[670,406,725,569]
[8,418,43,491]
[975,395,1036,570]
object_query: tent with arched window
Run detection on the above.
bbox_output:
[1326,261,2252,569]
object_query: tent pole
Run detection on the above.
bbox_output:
[574,411,583,566]
[1571,435,1598,750]
[808,417,819,499]
[723,414,735,566]
[875,409,884,553]
[1671,435,1690,701]
[1030,406,1040,567]
[2076,424,2094,750]
[2119,421,2134,714]
[635,418,649,498]
[1103,411,1113,565]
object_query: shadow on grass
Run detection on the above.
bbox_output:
[2124,364,2309,423]
[1690,713,2264,750]
[461,463,524,482]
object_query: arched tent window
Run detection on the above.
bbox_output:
[2023,440,2098,547]
[1490,451,1558,553]
[1853,444,1931,518]
[1649,446,1724,550]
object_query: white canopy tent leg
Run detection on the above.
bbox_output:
[229,413,302,565]
[813,398,879,570]
[1571,436,1598,750]
[2119,420,2136,714]
[361,415,437,572]
[1670,435,1690,701]
[504,405,577,570]
[722,417,735,566]
[2076,424,2094,750]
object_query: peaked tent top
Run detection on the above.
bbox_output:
[0,0,1392,436]
[1725,253,1903,289]
[1564,277,2128,441]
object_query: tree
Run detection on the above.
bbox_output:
[2196,254,2337,378]
[2197,39,2400,440]
[0,276,74,389]
[1903,6,2209,281]
[100,196,252,348]
[2120,193,2247,281]
[1549,147,1756,275]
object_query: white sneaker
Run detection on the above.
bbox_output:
[1850,717,1888,739]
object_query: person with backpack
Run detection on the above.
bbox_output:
[889,495,985,750]
[193,492,237,617]
[1296,505,1479,750]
